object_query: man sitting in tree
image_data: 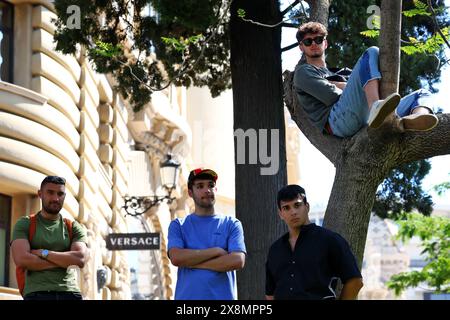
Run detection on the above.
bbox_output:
[294,21,439,137]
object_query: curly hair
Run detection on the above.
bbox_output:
[296,21,328,43]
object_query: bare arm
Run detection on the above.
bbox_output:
[191,252,245,272]
[31,241,88,268]
[11,239,60,270]
[329,81,347,90]
[265,295,274,300]
[339,277,364,300]
[169,247,227,267]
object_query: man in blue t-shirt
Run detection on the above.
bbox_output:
[168,168,246,300]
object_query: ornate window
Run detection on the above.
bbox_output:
[0,1,13,82]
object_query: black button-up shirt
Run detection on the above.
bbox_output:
[265,223,361,300]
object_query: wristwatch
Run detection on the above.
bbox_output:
[40,249,49,260]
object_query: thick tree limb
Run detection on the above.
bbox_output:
[379,0,402,97]
[399,115,450,163]
[305,0,330,26]
[283,71,342,163]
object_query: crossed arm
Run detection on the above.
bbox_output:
[11,239,88,270]
[169,247,245,272]
[329,80,347,90]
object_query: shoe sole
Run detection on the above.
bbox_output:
[368,93,401,129]
[403,114,439,131]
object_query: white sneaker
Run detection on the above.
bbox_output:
[368,93,401,129]
[401,113,439,131]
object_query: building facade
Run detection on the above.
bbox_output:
[0,0,303,300]
[0,0,191,300]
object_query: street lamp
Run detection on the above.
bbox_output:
[123,154,180,217]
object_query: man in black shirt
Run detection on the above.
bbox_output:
[265,185,363,300]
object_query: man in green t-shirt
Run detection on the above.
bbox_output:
[10,176,88,300]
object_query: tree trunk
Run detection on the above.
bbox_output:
[379,0,402,97]
[230,0,287,299]
[305,0,330,26]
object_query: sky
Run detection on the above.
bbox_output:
[280,0,450,212]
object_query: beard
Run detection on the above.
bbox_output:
[43,202,62,214]
[193,195,215,209]
[306,52,323,59]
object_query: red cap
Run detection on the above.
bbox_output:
[188,168,218,187]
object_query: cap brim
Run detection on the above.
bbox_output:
[189,168,218,182]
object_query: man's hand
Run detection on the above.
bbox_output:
[11,239,60,270]
[339,277,364,300]
[30,249,43,258]
[329,80,347,90]
[191,252,245,272]
[40,242,88,268]
[169,247,227,267]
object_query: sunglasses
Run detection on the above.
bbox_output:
[301,36,325,47]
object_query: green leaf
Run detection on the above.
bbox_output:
[401,28,449,55]
[360,29,379,38]
[237,8,246,18]
[388,213,450,295]
[434,179,450,196]
[161,34,204,52]
[90,41,123,58]
[413,0,428,10]
[403,0,431,17]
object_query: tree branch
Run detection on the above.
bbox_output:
[304,0,330,26]
[379,0,402,97]
[281,0,300,16]
[399,113,450,163]
[427,0,450,51]
[283,70,343,164]
[281,22,300,28]
[281,42,299,52]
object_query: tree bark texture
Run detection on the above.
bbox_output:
[379,0,403,97]
[305,0,330,26]
[230,0,288,299]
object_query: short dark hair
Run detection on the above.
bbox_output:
[40,176,66,190]
[188,173,216,190]
[277,185,307,209]
[296,21,328,43]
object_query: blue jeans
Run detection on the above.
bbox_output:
[328,46,435,137]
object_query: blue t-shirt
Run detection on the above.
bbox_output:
[168,213,246,300]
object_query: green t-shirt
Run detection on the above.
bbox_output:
[11,213,87,296]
